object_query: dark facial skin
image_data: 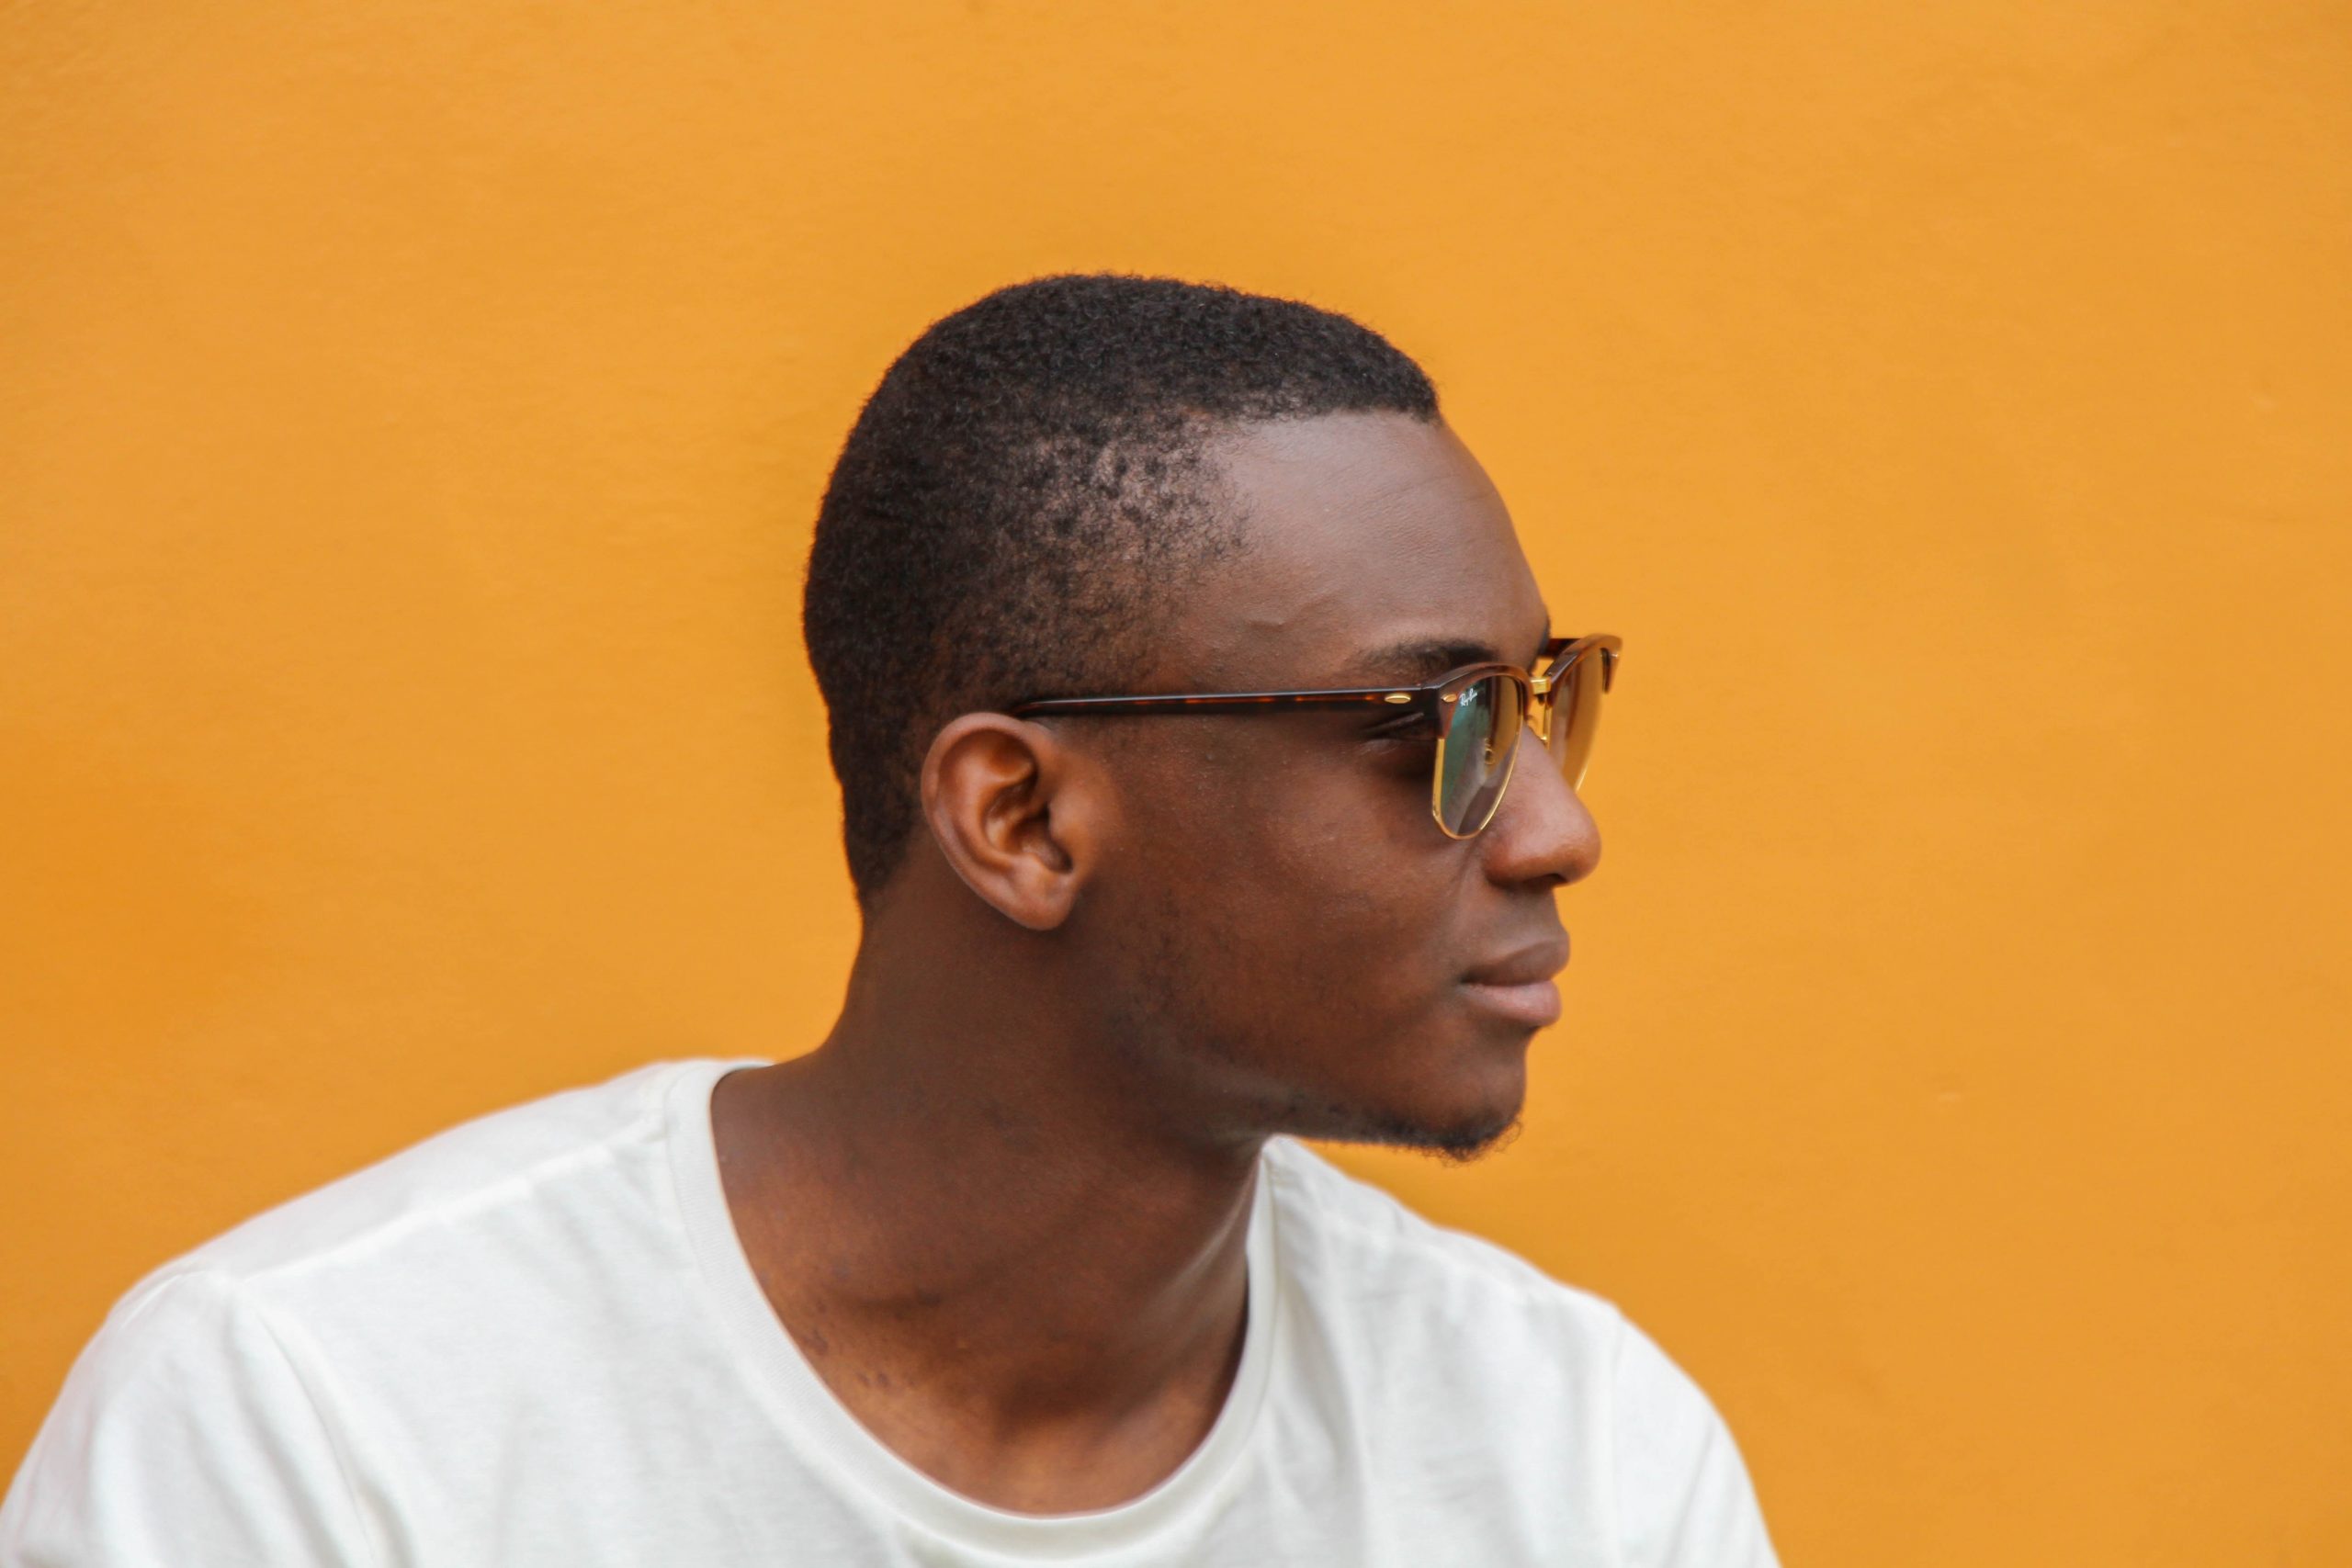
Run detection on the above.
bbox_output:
[1063,413,1599,1157]
[713,411,1600,1515]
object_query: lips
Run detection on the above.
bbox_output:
[1464,937,1571,989]
[1461,936,1571,1028]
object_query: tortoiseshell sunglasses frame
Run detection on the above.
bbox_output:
[1007,634,1622,839]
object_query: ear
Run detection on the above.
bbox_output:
[919,713,1106,931]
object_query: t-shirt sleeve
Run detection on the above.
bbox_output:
[1609,1308,1781,1568]
[0,1270,377,1568]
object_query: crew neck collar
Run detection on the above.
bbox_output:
[662,1057,1284,1559]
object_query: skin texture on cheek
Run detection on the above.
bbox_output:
[1079,721,1525,1155]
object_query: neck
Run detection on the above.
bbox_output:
[713,886,1265,1436]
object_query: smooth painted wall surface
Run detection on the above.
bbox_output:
[5,5,2347,1562]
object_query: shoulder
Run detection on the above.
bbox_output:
[0,1263,378,1562]
[171,1056,743,1288]
[1,1059,757,1557]
[1,1058,777,1562]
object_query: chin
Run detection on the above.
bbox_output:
[1321,1046,1530,1164]
[1351,1102,1526,1164]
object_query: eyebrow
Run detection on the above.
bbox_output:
[1338,616,1554,684]
[1340,638,1502,683]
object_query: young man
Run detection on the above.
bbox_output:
[4,276,1781,1564]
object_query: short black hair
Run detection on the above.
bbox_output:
[802,273,1441,906]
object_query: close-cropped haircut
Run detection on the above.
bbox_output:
[802,273,1441,906]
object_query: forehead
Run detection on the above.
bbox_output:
[1170,412,1549,686]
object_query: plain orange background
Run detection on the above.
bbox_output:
[5,5,2348,1562]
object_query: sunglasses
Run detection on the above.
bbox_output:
[1009,634,1621,839]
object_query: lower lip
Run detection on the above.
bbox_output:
[1460,978,1562,1029]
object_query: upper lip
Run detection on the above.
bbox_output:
[1463,936,1571,987]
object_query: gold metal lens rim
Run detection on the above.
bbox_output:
[1428,637,1620,839]
[1427,670,1530,840]
[1529,635,1621,744]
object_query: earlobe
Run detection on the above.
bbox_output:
[919,715,1097,931]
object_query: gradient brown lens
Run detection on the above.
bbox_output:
[1544,647,1611,791]
[1435,671,1527,836]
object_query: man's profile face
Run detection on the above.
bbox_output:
[1067,411,1602,1157]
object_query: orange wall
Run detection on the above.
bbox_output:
[5,5,2347,1562]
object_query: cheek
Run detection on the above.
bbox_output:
[1150,747,1459,1026]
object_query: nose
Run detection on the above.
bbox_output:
[1479,718,1601,890]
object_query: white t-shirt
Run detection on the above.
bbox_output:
[3,1058,1780,1566]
